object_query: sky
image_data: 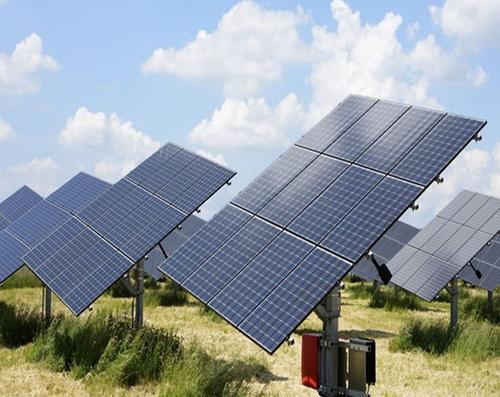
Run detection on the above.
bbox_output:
[0,0,499,226]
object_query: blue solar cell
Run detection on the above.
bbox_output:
[358,107,444,173]
[0,186,42,223]
[7,201,72,247]
[0,232,30,283]
[232,146,317,213]
[238,249,351,353]
[392,115,485,185]
[158,205,251,284]
[46,172,110,213]
[259,156,348,227]
[288,166,382,243]
[182,218,280,303]
[325,101,409,162]
[296,95,377,152]
[144,246,166,280]
[321,177,422,262]
[209,232,313,326]
[0,214,9,231]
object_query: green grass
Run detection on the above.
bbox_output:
[460,292,500,324]
[369,287,425,311]
[144,282,188,307]
[0,301,47,348]
[390,317,500,360]
[0,267,41,289]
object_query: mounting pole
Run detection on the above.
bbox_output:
[42,284,52,322]
[487,291,494,315]
[319,286,342,396]
[371,280,380,292]
[449,279,459,330]
[134,259,145,329]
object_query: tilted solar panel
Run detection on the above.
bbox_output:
[0,186,42,224]
[388,190,500,300]
[144,214,206,280]
[351,221,420,282]
[159,94,486,353]
[0,173,111,283]
[23,144,235,315]
[0,214,10,231]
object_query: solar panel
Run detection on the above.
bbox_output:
[159,95,486,353]
[388,191,500,300]
[144,214,206,280]
[0,186,42,223]
[0,214,10,231]
[0,173,111,283]
[23,144,235,315]
[352,221,419,282]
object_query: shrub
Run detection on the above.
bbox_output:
[369,287,424,311]
[460,293,500,324]
[0,301,47,347]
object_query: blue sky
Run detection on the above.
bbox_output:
[0,0,499,225]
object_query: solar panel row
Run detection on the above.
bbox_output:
[159,95,486,353]
[388,191,500,300]
[351,221,419,282]
[24,144,235,315]
[0,186,42,224]
[0,173,111,284]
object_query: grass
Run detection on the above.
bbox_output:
[144,282,188,307]
[460,292,500,324]
[347,283,424,311]
[0,266,41,289]
[390,317,500,360]
[0,281,499,396]
[0,301,47,348]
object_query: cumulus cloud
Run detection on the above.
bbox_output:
[430,0,500,48]
[189,93,305,149]
[0,118,15,142]
[142,0,308,97]
[0,157,68,199]
[59,107,160,182]
[0,33,59,95]
[306,0,486,125]
[196,150,228,167]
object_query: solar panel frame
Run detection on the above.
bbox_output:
[159,95,487,353]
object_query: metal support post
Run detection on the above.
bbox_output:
[319,286,342,396]
[449,279,459,330]
[134,259,145,329]
[487,291,494,315]
[371,280,380,292]
[42,285,52,322]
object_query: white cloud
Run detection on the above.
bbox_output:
[189,93,305,149]
[59,107,160,182]
[306,0,486,125]
[0,33,59,95]
[142,0,308,97]
[196,150,228,167]
[0,157,68,199]
[430,0,500,48]
[0,118,15,142]
[406,21,420,39]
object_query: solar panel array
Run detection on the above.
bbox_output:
[0,173,111,283]
[388,191,500,300]
[144,214,206,280]
[351,221,419,282]
[0,186,42,226]
[159,95,486,353]
[459,232,500,291]
[24,144,235,315]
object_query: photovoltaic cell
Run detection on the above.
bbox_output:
[239,249,351,353]
[0,232,30,283]
[389,191,499,300]
[24,144,234,315]
[159,95,486,353]
[296,95,377,152]
[351,221,419,282]
[392,115,484,185]
[232,146,317,213]
[324,100,409,162]
[46,172,111,213]
[0,186,42,223]
[0,214,10,231]
[258,156,348,227]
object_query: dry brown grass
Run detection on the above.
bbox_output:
[0,284,498,396]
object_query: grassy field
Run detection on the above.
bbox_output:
[0,278,499,397]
